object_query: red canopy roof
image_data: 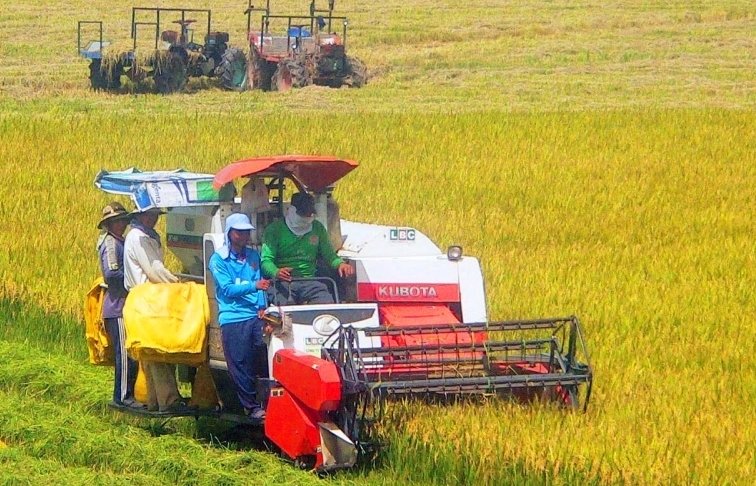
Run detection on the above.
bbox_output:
[212,155,358,191]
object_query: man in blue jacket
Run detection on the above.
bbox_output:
[208,213,270,419]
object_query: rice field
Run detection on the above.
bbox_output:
[1,0,756,484]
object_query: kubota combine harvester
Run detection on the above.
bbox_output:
[92,155,593,470]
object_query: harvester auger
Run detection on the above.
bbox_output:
[77,7,234,93]
[92,155,592,472]
[232,0,368,91]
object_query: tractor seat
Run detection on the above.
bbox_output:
[287,26,311,38]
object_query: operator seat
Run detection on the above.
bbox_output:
[326,196,344,251]
[241,179,271,245]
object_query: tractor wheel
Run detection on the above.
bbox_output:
[272,59,310,92]
[342,56,368,88]
[247,50,276,91]
[215,47,248,91]
[153,46,189,94]
[89,59,123,91]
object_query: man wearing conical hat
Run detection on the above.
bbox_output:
[97,202,141,409]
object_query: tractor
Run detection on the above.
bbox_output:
[222,0,367,91]
[77,7,235,93]
[91,156,593,471]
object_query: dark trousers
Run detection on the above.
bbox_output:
[268,279,334,305]
[104,317,138,404]
[220,317,268,411]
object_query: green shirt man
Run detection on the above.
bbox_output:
[261,192,354,304]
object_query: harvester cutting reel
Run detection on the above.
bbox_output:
[315,316,594,463]
[322,316,594,419]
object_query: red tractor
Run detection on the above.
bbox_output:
[218,0,367,91]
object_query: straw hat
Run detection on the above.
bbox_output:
[97,202,131,229]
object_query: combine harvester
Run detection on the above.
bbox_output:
[93,155,593,470]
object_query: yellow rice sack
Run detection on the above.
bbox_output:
[123,282,209,365]
[83,277,114,366]
[189,364,220,410]
[134,361,148,403]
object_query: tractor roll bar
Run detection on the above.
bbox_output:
[245,0,339,35]
[310,0,336,33]
[253,14,348,55]
[245,0,271,37]
[77,21,104,57]
[131,7,212,50]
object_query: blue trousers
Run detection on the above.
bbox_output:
[104,317,138,404]
[220,317,268,411]
[268,279,334,305]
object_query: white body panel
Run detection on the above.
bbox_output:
[265,303,382,378]
[167,203,236,275]
[339,220,442,257]
[355,257,459,284]
[202,233,225,285]
[457,257,488,323]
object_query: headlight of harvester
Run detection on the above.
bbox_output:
[447,245,463,261]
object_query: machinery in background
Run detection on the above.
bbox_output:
[240,0,367,91]
[76,1,368,93]
[77,7,233,93]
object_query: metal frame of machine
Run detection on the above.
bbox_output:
[77,7,231,93]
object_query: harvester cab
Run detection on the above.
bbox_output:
[92,155,593,471]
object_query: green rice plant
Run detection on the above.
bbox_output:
[2,108,755,484]
[0,340,405,485]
